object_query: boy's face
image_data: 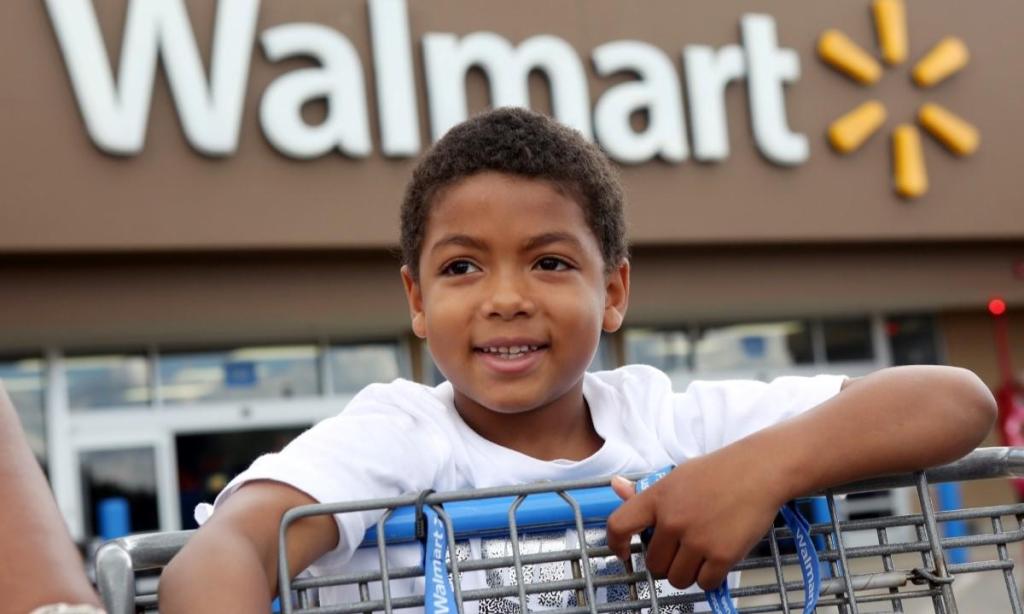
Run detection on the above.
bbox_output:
[402,172,629,417]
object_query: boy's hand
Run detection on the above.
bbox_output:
[605,366,997,592]
[606,450,783,591]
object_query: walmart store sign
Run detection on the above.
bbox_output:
[46,0,808,165]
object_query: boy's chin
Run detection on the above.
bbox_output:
[474,395,546,415]
[452,374,587,416]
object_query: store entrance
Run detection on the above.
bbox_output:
[175,427,305,530]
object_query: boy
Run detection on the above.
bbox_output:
[160,108,996,612]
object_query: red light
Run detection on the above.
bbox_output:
[989,298,1007,316]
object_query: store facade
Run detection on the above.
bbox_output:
[1,0,1022,542]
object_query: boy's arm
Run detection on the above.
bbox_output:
[159,481,339,613]
[606,365,997,591]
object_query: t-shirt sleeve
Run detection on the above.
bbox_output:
[669,374,847,457]
[193,383,452,573]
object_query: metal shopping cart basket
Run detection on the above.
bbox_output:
[96,447,1024,613]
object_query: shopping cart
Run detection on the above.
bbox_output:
[96,447,1024,613]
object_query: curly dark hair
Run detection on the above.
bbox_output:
[400,107,627,279]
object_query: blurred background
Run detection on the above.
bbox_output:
[1,0,1022,570]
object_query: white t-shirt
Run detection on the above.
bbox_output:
[196,365,844,609]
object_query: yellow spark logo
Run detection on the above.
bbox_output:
[818,0,979,199]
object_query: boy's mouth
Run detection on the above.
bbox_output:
[473,342,549,374]
[473,338,550,363]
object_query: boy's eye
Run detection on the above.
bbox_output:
[441,260,480,276]
[535,257,571,272]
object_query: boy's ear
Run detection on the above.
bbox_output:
[602,259,630,333]
[400,265,428,339]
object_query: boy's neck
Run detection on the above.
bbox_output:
[452,381,604,462]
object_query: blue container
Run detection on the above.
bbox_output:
[936,483,968,565]
[98,497,131,540]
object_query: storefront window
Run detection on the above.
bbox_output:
[625,329,692,376]
[694,320,813,373]
[328,342,405,394]
[159,345,318,404]
[80,447,159,539]
[0,357,46,466]
[823,317,874,362]
[66,353,151,409]
[886,315,941,365]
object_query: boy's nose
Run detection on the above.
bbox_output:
[482,277,535,320]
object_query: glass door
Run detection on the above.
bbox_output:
[70,430,178,543]
[175,427,304,530]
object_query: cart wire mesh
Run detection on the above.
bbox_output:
[95,447,1024,614]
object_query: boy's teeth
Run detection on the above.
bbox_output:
[483,345,540,357]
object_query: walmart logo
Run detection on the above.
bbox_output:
[818,0,979,199]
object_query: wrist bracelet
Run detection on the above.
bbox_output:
[29,604,106,614]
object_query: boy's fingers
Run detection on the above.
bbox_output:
[610,476,635,501]
[642,532,678,577]
[696,560,731,592]
[666,548,703,589]
[606,493,655,561]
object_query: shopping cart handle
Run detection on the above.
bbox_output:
[352,447,1024,546]
[1003,446,1024,478]
[361,486,621,546]
[830,446,1024,494]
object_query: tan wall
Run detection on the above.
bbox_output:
[1,242,1020,353]
[0,252,411,353]
[940,311,1024,391]
[629,243,1024,325]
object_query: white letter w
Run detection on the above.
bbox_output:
[44,0,259,156]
